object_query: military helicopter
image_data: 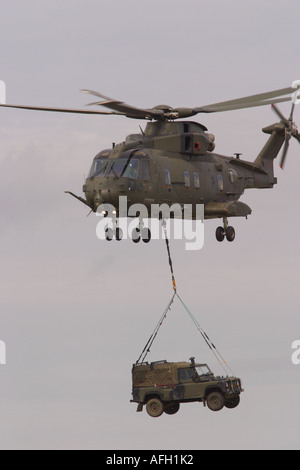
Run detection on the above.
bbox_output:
[1,82,300,243]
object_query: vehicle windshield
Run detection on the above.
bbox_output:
[89,158,110,177]
[195,365,212,377]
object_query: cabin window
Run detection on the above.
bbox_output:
[142,160,151,181]
[193,172,200,189]
[228,169,238,184]
[164,169,171,186]
[217,174,224,191]
[184,171,190,188]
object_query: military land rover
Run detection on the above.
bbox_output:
[131,357,243,417]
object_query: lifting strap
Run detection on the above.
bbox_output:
[136,292,176,364]
[136,221,235,376]
[176,293,235,377]
[162,221,177,292]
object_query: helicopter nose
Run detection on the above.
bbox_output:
[99,188,110,204]
[93,190,104,210]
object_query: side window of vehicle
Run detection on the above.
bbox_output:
[178,368,194,382]
[184,171,190,188]
[164,168,171,186]
[193,172,200,189]
[142,160,151,181]
[217,174,224,191]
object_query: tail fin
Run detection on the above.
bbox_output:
[253,123,286,188]
[0,80,6,104]
[254,123,286,167]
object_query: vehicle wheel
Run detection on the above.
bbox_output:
[115,227,123,241]
[226,226,235,242]
[207,392,225,412]
[142,228,151,243]
[216,227,225,242]
[164,402,180,415]
[132,228,141,243]
[225,395,240,409]
[146,398,164,418]
[105,227,114,241]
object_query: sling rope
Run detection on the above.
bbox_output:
[136,292,176,364]
[162,220,177,292]
[176,293,235,377]
[158,221,234,376]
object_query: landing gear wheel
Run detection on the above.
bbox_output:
[216,227,225,242]
[226,226,235,242]
[207,392,225,412]
[105,227,114,241]
[115,227,123,241]
[142,228,151,243]
[146,398,164,418]
[132,228,141,243]
[225,395,240,409]
[164,402,180,415]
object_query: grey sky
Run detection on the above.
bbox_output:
[0,0,300,450]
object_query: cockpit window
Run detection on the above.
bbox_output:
[89,158,110,177]
[107,159,128,178]
[123,159,140,180]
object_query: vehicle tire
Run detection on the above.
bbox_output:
[146,398,164,418]
[216,227,225,242]
[164,402,180,415]
[225,395,240,409]
[226,226,235,242]
[115,227,123,241]
[132,228,141,243]
[207,392,225,412]
[105,227,114,241]
[142,228,151,243]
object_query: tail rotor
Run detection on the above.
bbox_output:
[271,103,300,169]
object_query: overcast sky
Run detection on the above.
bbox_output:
[0,0,300,450]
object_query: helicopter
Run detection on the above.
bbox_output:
[1,81,300,243]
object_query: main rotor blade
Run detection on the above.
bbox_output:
[195,87,295,112]
[195,96,292,114]
[280,137,290,170]
[0,103,124,115]
[82,89,164,120]
[194,86,299,114]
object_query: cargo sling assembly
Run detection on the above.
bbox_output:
[136,222,235,377]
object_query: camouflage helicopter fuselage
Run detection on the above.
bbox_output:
[81,119,285,239]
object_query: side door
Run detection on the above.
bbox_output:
[174,368,202,400]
